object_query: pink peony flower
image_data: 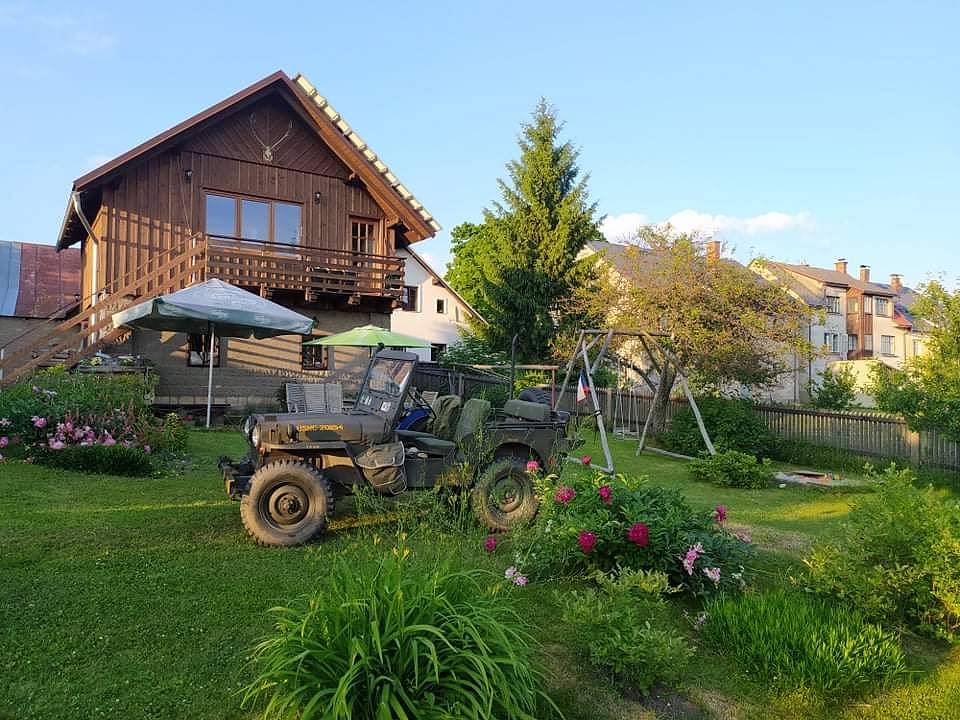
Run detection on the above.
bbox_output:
[513,574,528,586]
[505,566,518,579]
[0,436,7,449]
[577,530,597,554]
[48,438,65,450]
[32,416,47,429]
[100,434,116,447]
[704,566,721,584]
[525,459,540,473]
[682,542,704,575]
[598,485,613,505]
[627,522,650,547]
[581,454,592,465]
[714,505,727,523]
[554,486,576,504]
[484,535,497,553]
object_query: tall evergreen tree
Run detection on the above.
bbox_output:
[446,100,601,361]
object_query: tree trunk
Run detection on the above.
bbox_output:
[649,361,677,436]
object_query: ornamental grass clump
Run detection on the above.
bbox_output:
[702,590,906,697]
[243,537,558,720]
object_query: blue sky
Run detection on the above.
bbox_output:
[1,1,957,288]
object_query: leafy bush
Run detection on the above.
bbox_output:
[810,365,858,410]
[804,465,960,639]
[662,397,775,458]
[688,450,773,489]
[143,413,190,453]
[561,568,692,693]
[513,471,750,595]
[30,444,154,476]
[703,589,906,696]
[244,538,557,719]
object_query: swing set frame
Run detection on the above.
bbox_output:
[554,329,716,475]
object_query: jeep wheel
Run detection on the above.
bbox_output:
[472,459,538,532]
[240,461,333,547]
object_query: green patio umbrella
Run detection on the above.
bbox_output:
[303,324,430,349]
[113,279,314,427]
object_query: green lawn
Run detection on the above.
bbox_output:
[2,431,958,719]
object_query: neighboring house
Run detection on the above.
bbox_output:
[392,246,484,362]
[0,71,440,406]
[0,242,81,378]
[751,258,927,404]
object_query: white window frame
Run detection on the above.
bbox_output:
[875,297,890,317]
[436,298,447,315]
[880,335,895,355]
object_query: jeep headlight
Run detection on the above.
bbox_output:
[250,424,261,448]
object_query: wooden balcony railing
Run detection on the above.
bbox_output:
[204,235,405,301]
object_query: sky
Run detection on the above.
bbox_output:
[1,1,957,289]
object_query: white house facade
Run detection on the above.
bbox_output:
[391,247,483,362]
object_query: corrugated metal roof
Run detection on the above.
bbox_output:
[0,242,81,318]
[293,74,441,234]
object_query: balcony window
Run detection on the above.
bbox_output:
[205,193,302,247]
[351,219,377,255]
[187,333,220,367]
[848,334,858,352]
[400,286,419,312]
[863,296,873,314]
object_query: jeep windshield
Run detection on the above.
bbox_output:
[354,351,417,422]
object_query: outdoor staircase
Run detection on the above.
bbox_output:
[0,240,207,389]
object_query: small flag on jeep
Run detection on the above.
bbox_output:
[576,369,589,403]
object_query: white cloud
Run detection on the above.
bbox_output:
[600,212,649,242]
[601,208,809,241]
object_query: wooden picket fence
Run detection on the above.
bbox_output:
[554,387,960,472]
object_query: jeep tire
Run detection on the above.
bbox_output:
[240,460,333,547]
[472,458,538,532]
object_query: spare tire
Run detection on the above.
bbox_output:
[517,387,551,406]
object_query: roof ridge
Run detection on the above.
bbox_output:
[293,73,440,234]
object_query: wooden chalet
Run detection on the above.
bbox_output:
[0,71,439,407]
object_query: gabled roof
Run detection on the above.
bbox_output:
[57,70,439,249]
[767,261,895,296]
[0,241,80,318]
[399,246,487,325]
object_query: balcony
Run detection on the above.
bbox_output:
[203,235,404,303]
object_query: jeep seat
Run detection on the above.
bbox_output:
[395,430,456,457]
[454,398,492,444]
[429,395,462,440]
[396,398,491,458]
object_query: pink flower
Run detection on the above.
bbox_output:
[526,459,540,473]
[513,574,528,586]
[682,542,704,575]
[31,416,47,429]
[505,566,518,579]
[704,566,721,584]
[577,530,597,554]
[484,535,497,553]
[100,434,116,447]
[598,485,613,505]
[581,454,592,465]
[48,438,65,450]
[714,505,727,523]
[0,436,8,449]
[627,522,649,547]
[554,486,576,504]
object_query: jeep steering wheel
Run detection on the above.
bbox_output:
[409,387,436,420]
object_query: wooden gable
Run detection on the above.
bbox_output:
[181,93,351,179]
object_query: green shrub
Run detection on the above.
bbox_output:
[804,466,960,639]
[514,471,750,596]
[243,538,557,719]
[810,365,858,410]
[143,413,189,453]
[662,397,776,458]
[561,568,692,693]
[30,444,154,476]
[688,450,773,489]
[702,589,906,696]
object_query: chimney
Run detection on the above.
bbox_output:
[890,273,903,293]
[859,265,870,282]
[706,239,721,262]
[835,258,848,274]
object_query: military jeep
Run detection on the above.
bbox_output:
[219,350,574,546]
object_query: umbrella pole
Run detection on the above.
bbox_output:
[206,324,215,428]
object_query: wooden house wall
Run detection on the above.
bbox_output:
[87,92,390,305]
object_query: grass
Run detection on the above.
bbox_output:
[1,431,959,719]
